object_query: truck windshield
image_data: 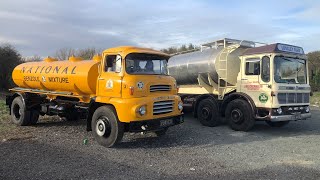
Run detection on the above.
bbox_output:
[274,56,307,84]
[125,53,168,75]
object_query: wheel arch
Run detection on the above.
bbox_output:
[221,92,256,117]
[86,98,118,131]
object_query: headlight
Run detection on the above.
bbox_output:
[305,106,310,113]
[178,102,183,111]
[138,106,146,115]
[277,107,282,114]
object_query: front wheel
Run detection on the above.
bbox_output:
[265,121,290,127]
[91,106,124,147]
[225,99,255,131]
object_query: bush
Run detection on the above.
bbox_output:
[0,44,23,91]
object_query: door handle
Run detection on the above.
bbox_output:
[98,78,105,80]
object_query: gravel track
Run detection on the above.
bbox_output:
[1,108,320,179]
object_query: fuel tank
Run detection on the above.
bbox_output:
[12,56,101,95]
[168,46,247,86]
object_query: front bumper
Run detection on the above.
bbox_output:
[128,114,184,132]
[270,113,311,122]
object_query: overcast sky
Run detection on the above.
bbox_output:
[1,0,320,56]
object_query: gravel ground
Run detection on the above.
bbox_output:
[1,107,320,179]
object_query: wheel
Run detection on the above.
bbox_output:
[29,111,40,125]
[265,121,289,127]
[154,128,168,137]
[91,106,124,147]
[11,96,39,126]
[225,99,255,131]
[197,98,220,127]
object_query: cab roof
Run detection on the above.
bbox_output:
[103,46,169,57]
[242,43,305,56]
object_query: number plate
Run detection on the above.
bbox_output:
[160,119,173,127]
[291,112,302,120]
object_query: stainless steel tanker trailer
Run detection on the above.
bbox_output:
[168,38,311,131]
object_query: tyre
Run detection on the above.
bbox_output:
[29,111,40,125]
[91,106,124,147]
[225,99,255,131]
[11,96,39,126]
[154,127,168,137]
[265,121,289,127]
[197,98,220,127]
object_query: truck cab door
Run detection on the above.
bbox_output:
[97,54,122,98]
[240,57,262,103]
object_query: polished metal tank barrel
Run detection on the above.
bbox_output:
[168,45,248,86]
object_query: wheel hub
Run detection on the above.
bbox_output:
[13,104,21,119]
[231,109,243,123]
[201,107,210,119]
[96,117,111,137]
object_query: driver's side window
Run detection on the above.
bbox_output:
[104,55,121,73]
[105,55,116,72]
[245,58,260,75]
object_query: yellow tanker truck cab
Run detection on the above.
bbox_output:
[6,46,183,148]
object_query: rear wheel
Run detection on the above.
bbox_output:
[226,99,255,131]
[265,121,290,127]
[197,98,220,127]
[91,106,124,147]
[11,96,39,126]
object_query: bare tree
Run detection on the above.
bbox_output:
[54,48,76,60]
[23,55,42,62]
[54,47,101,60]
[76,47,101,60]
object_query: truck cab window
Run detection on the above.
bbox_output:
[245,59,260,75]
[104,55,121,72]
[105,55,117,72]
[261,56,270,82]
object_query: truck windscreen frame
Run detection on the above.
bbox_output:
[125,53,169,75]
[274,56,307,84]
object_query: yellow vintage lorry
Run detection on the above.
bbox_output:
[6,46,184,147]
[169,38,311,131]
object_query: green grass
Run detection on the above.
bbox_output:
[311,92,320,106]
[0,100,15,139]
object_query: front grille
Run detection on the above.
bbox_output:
[150,85,171,92]
[153,100,173,115]
[278,93,309,104]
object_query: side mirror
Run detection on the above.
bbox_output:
[115,55,122,73]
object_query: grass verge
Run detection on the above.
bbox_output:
[311,92,320,106]
[0,100,16,139]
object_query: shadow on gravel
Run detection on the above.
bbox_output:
[18,109,320,149]
[35,118,86,128]
[114,109,320,149]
